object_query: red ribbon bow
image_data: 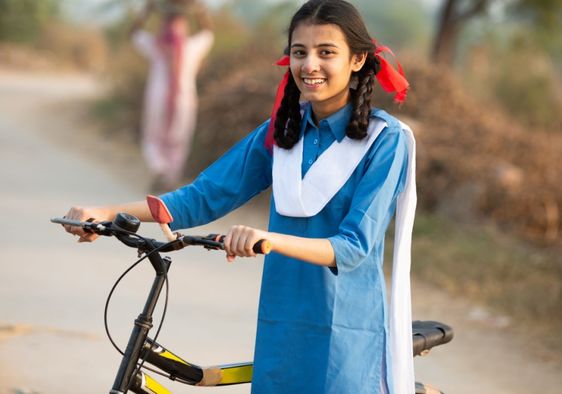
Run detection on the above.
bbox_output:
[373,41,409,104]
[265,55,290,151]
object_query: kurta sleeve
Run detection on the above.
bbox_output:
[328,125,408,272]
[160,121,272,230]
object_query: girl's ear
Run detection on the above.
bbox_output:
[351,52,368,72]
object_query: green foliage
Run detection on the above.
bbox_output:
[222,0,298,28]
[210,8,254,55]
[355,0,432,51]
[221,0,433,52]
[510,0,562,33]
[508,0,562,64]
[0,0,60,44]
[494,50,562,131]
[461,21,562,132]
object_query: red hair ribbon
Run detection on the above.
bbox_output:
[373,41,409,104]
[265,55,290,152]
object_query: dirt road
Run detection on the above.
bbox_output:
[0,69,560,393]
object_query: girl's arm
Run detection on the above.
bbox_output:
[62,200,153,242]
[223,225,336,267]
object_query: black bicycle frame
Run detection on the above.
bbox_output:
[110,242,171,394]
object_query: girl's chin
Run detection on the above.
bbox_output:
[300,91,327,102]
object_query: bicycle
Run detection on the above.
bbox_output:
[52,195,453,394]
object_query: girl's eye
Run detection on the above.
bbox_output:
[291,50,306,57]
[320,50,335,56]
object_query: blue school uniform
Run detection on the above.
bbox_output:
[161,103,409,393]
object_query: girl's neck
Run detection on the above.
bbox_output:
[310,89,351,122]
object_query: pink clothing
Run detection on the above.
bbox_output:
[132,29,214,185]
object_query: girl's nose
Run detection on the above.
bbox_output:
[301,57,320,74]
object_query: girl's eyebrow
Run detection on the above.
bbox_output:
[290,43,340,49]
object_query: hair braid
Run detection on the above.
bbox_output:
[274,73,302,149]
[347,54,379,140]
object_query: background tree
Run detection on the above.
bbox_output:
[432,0,489,65]
[0,0,60,44]
[432,0,562,66]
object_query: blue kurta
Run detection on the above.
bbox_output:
[161,103,408,393]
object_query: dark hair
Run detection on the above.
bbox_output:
[274,0,380,149]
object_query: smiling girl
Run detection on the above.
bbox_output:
[63,1,416,392]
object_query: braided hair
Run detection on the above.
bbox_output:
[274,0,379,148]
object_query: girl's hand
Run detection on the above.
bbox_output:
[62,206,114,243]
[223,225,270,262]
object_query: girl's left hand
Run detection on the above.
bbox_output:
[223,225,270,262]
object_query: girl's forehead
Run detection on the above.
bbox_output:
[291,23,348,46]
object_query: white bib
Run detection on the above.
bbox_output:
[272,119,387,217]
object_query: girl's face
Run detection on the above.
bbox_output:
[290,22,366,121]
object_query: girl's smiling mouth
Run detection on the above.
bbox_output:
[302,77,327,87]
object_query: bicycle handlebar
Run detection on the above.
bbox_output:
[50,215,271,255]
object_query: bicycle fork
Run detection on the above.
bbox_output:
[110,253,171,394]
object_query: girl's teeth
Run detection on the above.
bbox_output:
[304,78,325,85]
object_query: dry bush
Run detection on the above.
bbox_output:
[91,44,147,140]
[188,38,282,174]
[387,60,562,246]
[38,22,108,72]
[0,22,108,72]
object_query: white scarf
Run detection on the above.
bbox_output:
[272,118,417,394]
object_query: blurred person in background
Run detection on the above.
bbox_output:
[131,0,213,192]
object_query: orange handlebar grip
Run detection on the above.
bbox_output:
[259,240,272,255]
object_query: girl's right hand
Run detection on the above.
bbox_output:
[62,206,114,243]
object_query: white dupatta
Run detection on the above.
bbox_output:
[272,118,417,394]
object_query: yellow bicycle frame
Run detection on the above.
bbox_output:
[130,338,253,393]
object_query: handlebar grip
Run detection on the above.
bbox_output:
[51,217,84,227]
[254,239,272,255]
[211,234,272,255]
[50,217,109,235]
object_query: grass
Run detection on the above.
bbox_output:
[393,212,562,351]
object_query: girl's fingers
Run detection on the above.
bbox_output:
[224,228,237,262]
[224,225,269,260]
[63,207,86,236]
[235,229,248,256]
[223,226,239,256]
[244,232,257,257]
[62,206,107,240]
[78,232,99,243]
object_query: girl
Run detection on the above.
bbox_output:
[64,0,417,392]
